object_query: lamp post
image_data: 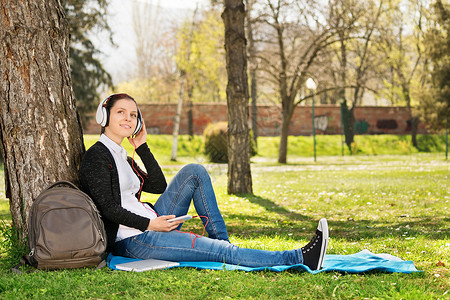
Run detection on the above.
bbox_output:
[306,78,317,162]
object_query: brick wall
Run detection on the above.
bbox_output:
[84,103,427,136]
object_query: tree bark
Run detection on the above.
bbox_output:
[403,85,419,149]
[222,0,252,194]
[278,101,295,164]
[410,117,419,148]
[276,14,291,164]
[341,100,355,151]
[246,0,258,148]
[250,71,258,147]
[187,99,194,139]
[0,1,85,241]
[171,72,184,161]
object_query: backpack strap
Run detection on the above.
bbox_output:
[10,255,37,275]
[95,259,107,270]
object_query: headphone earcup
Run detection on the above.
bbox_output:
[133,108,143,135]
[96,97,109,127]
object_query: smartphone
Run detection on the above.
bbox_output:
[167,215,193,223]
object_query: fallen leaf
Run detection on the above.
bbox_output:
[436,261,445,267]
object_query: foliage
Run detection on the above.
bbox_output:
[132,1,169,80]
[0,221,27,269]
[203,122,228,163]
[61,0,113,126]
[331,0,387,150]
[113,77,179,104]
[416,134,447,152]
[0,153,448,298]
[418,0,450,130]
[114,7,226,105]
[254,134,446,157]
[203,123,257,163]
[175,8,227,103]
[125,0,179,104]
[379,0,425,108]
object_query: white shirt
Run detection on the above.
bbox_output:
[99,134,157,241]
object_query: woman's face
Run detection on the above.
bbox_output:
[104,98,138,144]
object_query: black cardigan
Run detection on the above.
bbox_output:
[79,141,167,252]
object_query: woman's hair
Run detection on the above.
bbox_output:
[101,93,137,134]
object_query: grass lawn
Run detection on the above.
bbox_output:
[0,135,448,299]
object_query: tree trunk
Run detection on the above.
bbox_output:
[341,100,355,152]
[277,110,293,164]
[403,86,419,149]
[246,0,258,148]
[339,35,348,153]
[0,1,85,242]
[410,116,419,148]
[274,6,292,164]
[222,0,252,194]
[171,72,184,161]
[250,73,258,147]
[187,100,194,139]
[339,33,347,104]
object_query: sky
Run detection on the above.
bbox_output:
[94,0,209,84]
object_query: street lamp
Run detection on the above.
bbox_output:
[306,78,317,162]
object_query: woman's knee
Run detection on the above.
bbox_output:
[181,163,208,177]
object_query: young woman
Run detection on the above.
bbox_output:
[79,93,329,270]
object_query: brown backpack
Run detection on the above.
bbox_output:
[27,181,107,270]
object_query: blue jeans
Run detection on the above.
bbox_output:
[115,164,303,267]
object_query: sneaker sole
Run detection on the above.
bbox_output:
[317,218,329,270]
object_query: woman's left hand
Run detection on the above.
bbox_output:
[128,118,147,148]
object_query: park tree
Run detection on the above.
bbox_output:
[176,8,227,104]
[117,0,178,104]
[334,0,385,151]
[419,0,449,131]
[61,0,113,126]
[171,6,199,161]
[222,0,253,194]
[246,0,259,147]
[327,0,364,121]
[132,0,165,80]
[0,1,85,241]
[379,0,427,148]
[122,4,225,106]
[252,0,341,163]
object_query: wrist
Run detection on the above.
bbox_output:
[135,142,149,153]
[135,141,146,148]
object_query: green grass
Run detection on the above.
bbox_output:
[255,133,447,157]
[83,133,447,163]
[0,135,448,299]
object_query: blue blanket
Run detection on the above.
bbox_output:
[107,250,419,274]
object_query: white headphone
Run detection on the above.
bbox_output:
[96,93,143,136]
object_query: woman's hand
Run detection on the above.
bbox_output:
[146,215,185,232]
[128,118,147,148]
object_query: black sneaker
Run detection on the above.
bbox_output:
[301,218,329,270]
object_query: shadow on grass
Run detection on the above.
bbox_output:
[246,194,310,221]
[190,208,449,241]
[209,193,449,241]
